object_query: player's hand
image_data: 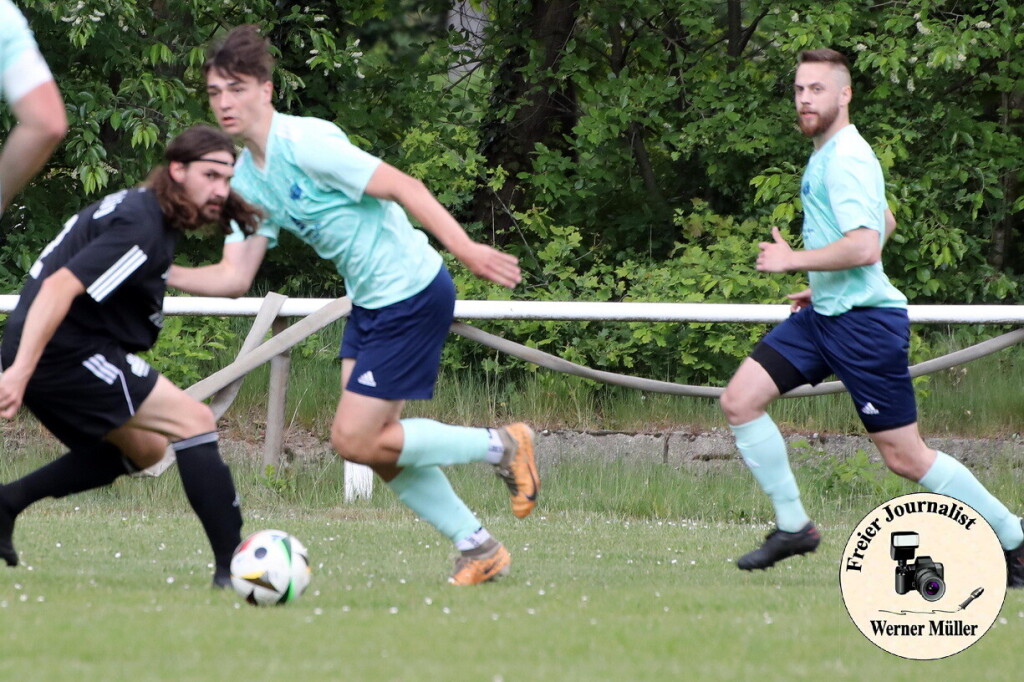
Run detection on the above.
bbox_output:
[757,226,794,273]
[787,287,813,312]
[456,242,522,289]
[0,368,29,420]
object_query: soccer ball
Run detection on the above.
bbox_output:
[230,529,311,606]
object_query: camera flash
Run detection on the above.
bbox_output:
[891,532,919,547]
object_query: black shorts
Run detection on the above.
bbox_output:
[2,339,159,450]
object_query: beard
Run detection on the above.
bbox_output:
[797,105,840,138]
[200,201,224,222]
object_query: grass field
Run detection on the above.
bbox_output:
[2,450,1022,681]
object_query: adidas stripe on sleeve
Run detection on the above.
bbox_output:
[85,245,149,302]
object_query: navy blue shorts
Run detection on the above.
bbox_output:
[752,306,917,433]
[2,339,159,451]
[339,265,455,400]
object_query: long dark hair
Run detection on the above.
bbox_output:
[144,125,262,235]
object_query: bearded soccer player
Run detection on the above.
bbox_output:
[0,126,261,587]
[0,0,67,216]
[168,25,538,586]
[719,49,1024,587]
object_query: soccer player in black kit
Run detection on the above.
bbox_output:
[0,125,261,587]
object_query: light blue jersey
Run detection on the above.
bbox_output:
[1,0,53,104]
[227,112,443,309]
[800,124,906,315]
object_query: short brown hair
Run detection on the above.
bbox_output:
[203,24,274,83]
[144,125,262,235]
[798,48,851,71]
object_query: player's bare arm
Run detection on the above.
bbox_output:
[0,80,67,212]
[167,234,268,297]
[364,162,522,289]
[757,225,881,273]
[0,267,83,418]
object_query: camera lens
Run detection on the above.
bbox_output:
[916,569,945,601]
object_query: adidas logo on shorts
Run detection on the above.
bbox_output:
[860,402,880,415]
[357,371,377,388]
[126,354,151,378]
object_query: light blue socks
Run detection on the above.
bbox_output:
[397,418,492,467]
[385,466,481,543]
[919,450,1024,550]
[730,413,810,532]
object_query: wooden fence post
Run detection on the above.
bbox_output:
[262,315,292,468]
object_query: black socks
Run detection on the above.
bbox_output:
[0,436,244,575]
[172,433,243,572]
[0,442,134,567]
[0,442,132,516]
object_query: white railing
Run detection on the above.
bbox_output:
[5,295,1023,323]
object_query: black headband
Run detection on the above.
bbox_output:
[187,156,235,167]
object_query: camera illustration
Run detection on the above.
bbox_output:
[891,531,945,601]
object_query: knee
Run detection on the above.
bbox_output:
[182,401,217,438]
[720,388,754,425]
[330,422,373,465]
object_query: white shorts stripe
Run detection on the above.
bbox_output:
[81,353,136,416]
[87,245,148,302]
[83,354,118,384]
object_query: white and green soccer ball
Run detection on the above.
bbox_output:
[230,529,311,606]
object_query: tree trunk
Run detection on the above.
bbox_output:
[472,0,580,241]
[989,89,1023,271]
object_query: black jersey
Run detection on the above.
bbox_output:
[6,188,178,354]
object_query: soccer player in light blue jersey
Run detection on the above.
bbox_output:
[719,49,1024,586]
[0,0,66,216]
[168,25,538,586]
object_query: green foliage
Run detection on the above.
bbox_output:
[5,1,1022,387]
[445,200,802,385]
[796,441,909,500]
[256,462,299,499]
[142,313,233,386]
